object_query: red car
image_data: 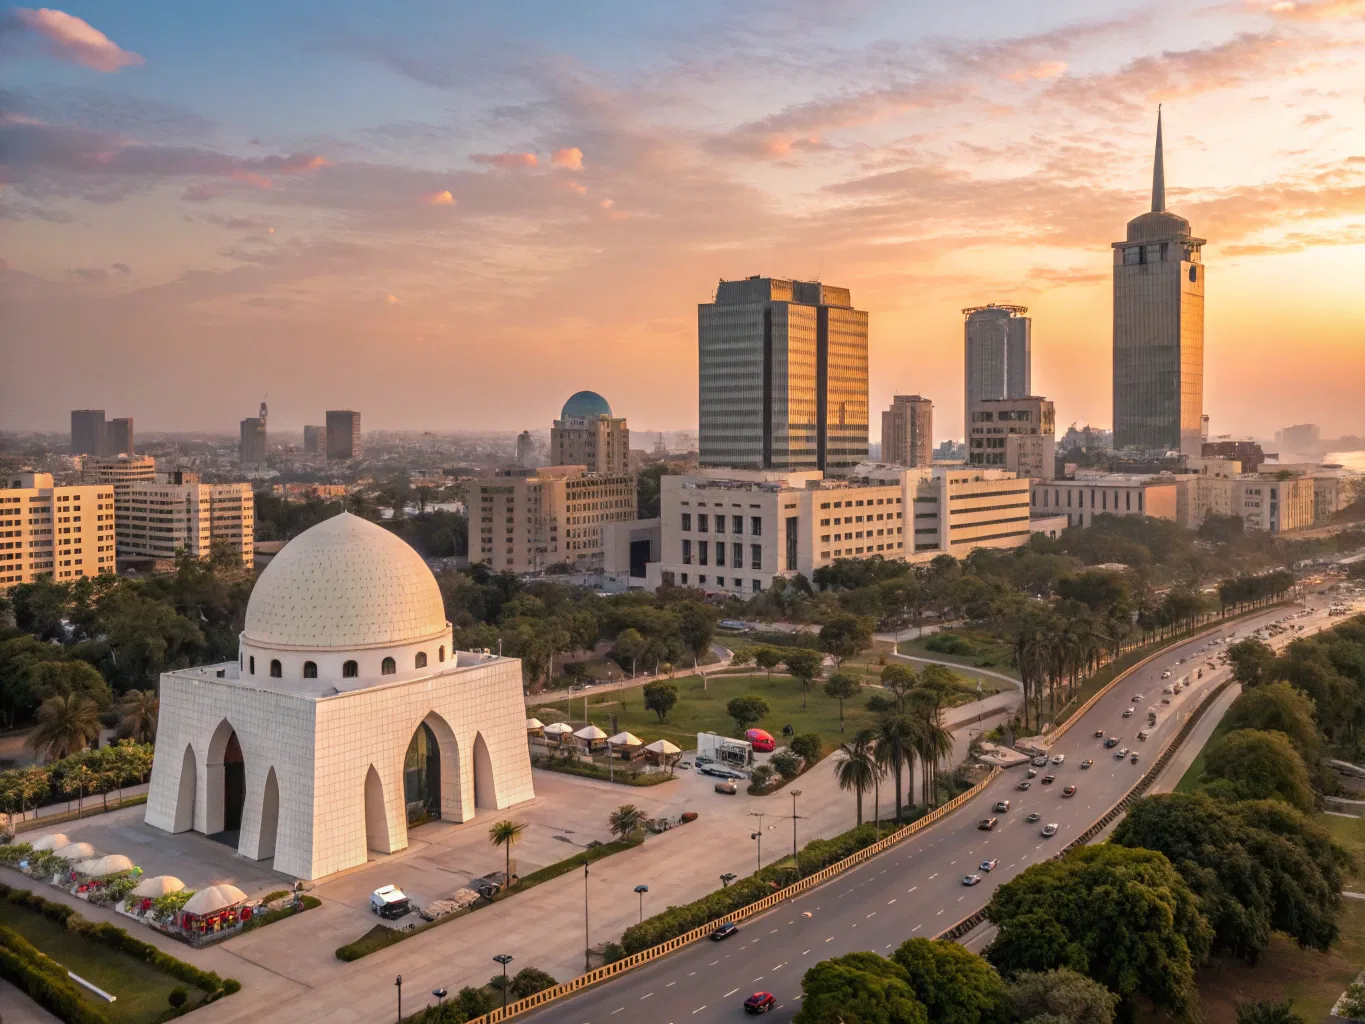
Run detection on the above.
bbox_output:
[746,729,776,752]
[744,991,777,1014]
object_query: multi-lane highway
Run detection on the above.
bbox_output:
[521,601,1337,1023]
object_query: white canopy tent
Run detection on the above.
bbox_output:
[30,834,69,852]
[74,855,135,877]
[182,884,247,917]
[643,739,682,755]
[607,732,642,747]
[574,725,608,741]
[54,842,97,861]
[131,875,185,898]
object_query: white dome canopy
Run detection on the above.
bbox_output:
[244,513,448,651]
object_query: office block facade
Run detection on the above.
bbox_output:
[551,391,629,475]
[1,473,116,591]
[71,410,106,456]
[1031,475,1179,529]
[120,473,254,567]
[698,277,868,476]
[881,395,934,468]
[106,418,135,456]
[963,305,1030,441]
[303,425,324,454]
[968,396,1056,480]
[326,411,362,461]
[1112,110,1205,455]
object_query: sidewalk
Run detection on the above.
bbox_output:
[527,643,734,708]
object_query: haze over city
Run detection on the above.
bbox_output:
[3,0,1364,438]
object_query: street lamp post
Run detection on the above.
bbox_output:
[789,790,803,877]
[634,884,649,924]
[493,954,514,1011]
[431,988,447,1007]
[751,828,761,872]
[394,976,402,1023]
[582,858,591,972]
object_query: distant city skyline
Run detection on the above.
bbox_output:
[2,2,1363,438]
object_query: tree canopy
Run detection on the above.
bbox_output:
[794,951,928,1024]
[1200,729,1315,813]
[890,939,1011,1024]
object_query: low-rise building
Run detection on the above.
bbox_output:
[1030,474,1178,528]
[1,472,116,591]
[645,465,1032,596]
[469,466,636,573]
[968,396,1055,480]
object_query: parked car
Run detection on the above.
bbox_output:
[1041,823,1059,837]
[1105,736,1120,748]
[743,992,776,1014]
[371,885,413,919]
[1051,754,1065,765]
[711,922,739,941]
[1094,729,1105,738]
[978,817,998,830]
[1031,756,1048,768]
[715,780,738,795]
[980,859,999,872]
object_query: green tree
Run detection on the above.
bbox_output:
[985,845,1212,1015]
[642,681,678,723]
[890,938,1011,1024]
[1006,969,1119,1024]
[509,966,558,999]
[1227,639,1276,688]
[754,646,784,680]
[27,694,101,763]
[875,714,915,823]
[27,660,113,711]
[608,804,646,841]
[117,689,159,743]
[726,695,770,734]
[452,986,493,1019]
[794,951,928,1024]
[1235,1000,1305,1024]
[676,602,717,670]
[612,628,649,674]
[1200,729,1315,813]
[879,664,916,713]
[783,649,823,709]
[823,672,862,731]
[61,762,96,816]
[635,465,675,519]
[790,733,823,763]
[819,613,875,669]
[770,748,802,781]
[487,820,526,882]
[1222,682,1320,762]
[833,730,877,826]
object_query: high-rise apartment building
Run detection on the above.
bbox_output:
[81,455,157,556]
[106,418,135,456]
[698,277,868,475]
[71,410,106,456]
[551,392,629,475]
[1,472,116,591]
[303,425,324,454]
[119,471,254,567]
[968,396,1056,480]
[1113,109,1205,455]
[515,431,536,468]
[881,395,934,468]
[962,305,1030,442]
[470,466,636,573]
[240,401,268,467]
[326,410,362,460]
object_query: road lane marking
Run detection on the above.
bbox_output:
[866,912,876,918]
[708,961,718,966]
[937,909,944,914]
[912,924,922,932]
[888,899,897,905]
[802,949,811,955]
[640,993,653,1000]
[929,873,938,879]
[666,982,676,987]
[693,1006,707,1015]
[611,1009,623,1015]
[825,936,833,942]
[724,989,738,998]
[908,886,917,893]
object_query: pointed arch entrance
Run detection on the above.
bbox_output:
[205,719,245,838]
[172,744,196,833]
[473,732,497,810]
[364,765,392,854]
[257,768,280,860]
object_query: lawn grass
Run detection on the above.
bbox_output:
[897,631,1020,679]
[0,899,188,1023]
[1321,812,1365,892]
[1174,717,1232,794]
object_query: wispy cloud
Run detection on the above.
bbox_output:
[4,8,144,72]
[551,147,584,170]
[471,151,538,169]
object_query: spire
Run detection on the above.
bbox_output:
[1151,105,1165,213]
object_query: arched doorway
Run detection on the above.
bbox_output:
[403,723,441,827]
[172,744,197,833]
[473,732,497,810]
[364,765,392,854]
[257,768,280,860]
[222,730,245,834]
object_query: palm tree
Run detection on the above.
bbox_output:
[874,715,914,824]
[27,694,101,764]
[488,820,527,883]
[919,711,955,807]
[117,690,159,744]
[832,731,876,826]
[608,804,646,841]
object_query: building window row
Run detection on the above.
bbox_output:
[246,646,446,680]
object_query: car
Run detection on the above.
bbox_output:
[1041,774,1056,785]
[1132,695,1144,703]
[962,873,983,886]
[1081,759,1094,769]
[711,922,739,941]
[1161,697,1172,704]
[370,885,412,919]
[1026,768,1038,778]
[715,780,738,794]
[978,817,999,830]
[743,992,777,1014]
[1051,754,1066,765]
[1137,730,1149,741]
[1031,756,1048,768]
[1122,709,1134,718]
[1116,747,1129,758]
[980,859,998,872]
[1094,729,1105,738]
[1161,670,1172,679]
[1026,811,1041,822]
[994,800,1011,813]
[1041,823,1059,837]
[1063,785,1076,797]
[1162,686,1173,694]
[1105,736,1120,748]
[1017,780,1031,791]
[1131,752,1140,764]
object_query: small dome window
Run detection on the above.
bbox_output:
[381,657,396,675]
[303,661,318,678]
[343,660,358,678]
[439,646,446,663]
[270,659,282,678]
[415,652,427,669]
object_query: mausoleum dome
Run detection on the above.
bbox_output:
[560,390,612,420]
[244,512,447,651]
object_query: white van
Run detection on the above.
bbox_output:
[370,885,412,919]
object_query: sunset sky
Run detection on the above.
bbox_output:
[3,0,1364,441]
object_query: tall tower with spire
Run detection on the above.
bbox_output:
[1111,108,1205,455]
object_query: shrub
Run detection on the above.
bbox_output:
[0,924,112,1024]
[600,942,626,964]
[509,966,558,997]
[770,749,803,781]
[169,987,189,1008]
[790,734,823,762]
[924,632,976,656]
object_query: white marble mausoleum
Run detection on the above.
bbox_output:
[144,512,535,879]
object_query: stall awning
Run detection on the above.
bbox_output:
[182,884,248,917]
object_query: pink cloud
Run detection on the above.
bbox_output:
[563,180,587,195]
[551,147,584,170]
[1006,60,1068,82]
[1259,0,1365,18]
[230,169,273,190]
[423,189,456,205]
[8,8,144,72]
[471,151,539,169]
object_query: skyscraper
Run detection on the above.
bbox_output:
[698,277,868,475]
[551,391,629,475]
[962,305,1030,443]
[1112,108,1205,455]
[326,410,362,460]
[515,430,536,468]
[303,425,324,454]
[71,409,106,456]
[239,401,268,466]
[106,417,134,456]
[881,395,934,468]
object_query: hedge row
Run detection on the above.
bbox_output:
[0,924,111,1024]
[0,883,241,997]
[619,819,892,953]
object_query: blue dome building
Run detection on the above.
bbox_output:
[560,391,612,420]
